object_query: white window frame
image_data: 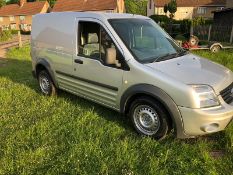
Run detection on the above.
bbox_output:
[160,8,163,14]
[10,23,16,29]
[216,7,224,11]
[197,7,207,14]
[9,16,15,21]
[20,16,25,21]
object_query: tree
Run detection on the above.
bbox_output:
[167,0,177,19]
[0,0,6,8]
[163,4,168,14]
[125,0,147,16]
[47,0,56,7]
[6,0,18,5]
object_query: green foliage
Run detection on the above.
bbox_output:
[47,0,56,7]
[125,0,147,16]
[163,4,168,14]
[0,0,6,7]
[10,29,19,35]
[174,34,186,41]
[150,15,170,23]
[180,19,192,38]
[164,0,177,19]
[205,19,213,25]
[167,0,177,14]
[192,17,206,27]
[0,45,232,174]
[0,30,12,42]
[6,0,18,5]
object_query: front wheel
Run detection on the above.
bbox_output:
[129,97,171,140]
[38,70,57,96]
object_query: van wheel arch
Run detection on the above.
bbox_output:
[36,64,47,78]
[35,59,58,88]
[120,84,186,138]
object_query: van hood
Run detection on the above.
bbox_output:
[146,53,233,94]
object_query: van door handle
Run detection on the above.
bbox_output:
[74,59,83,64]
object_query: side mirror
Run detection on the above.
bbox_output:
[106,48,117,65]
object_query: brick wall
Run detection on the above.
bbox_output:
[0,15,32,30]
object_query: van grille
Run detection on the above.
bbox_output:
[220,82,233,104]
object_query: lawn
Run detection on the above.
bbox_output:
[0,45,232,174]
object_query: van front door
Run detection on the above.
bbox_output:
[56,19,127,110]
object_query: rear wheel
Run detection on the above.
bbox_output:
[38,70,57,96]
[210,45,221,53]
[129,97,171,140]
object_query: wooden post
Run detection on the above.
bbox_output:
[208,25,212,42]
[230,25,233,44]
[18,31,22,48]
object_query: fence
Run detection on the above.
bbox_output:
[192,25,233,44]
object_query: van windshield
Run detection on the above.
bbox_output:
[109,19,186,63]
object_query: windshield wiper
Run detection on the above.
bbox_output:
[153,50,188,63]
[153,53,178,62]
[176,49,188,56]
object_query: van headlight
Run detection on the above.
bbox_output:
[192,85,220,108]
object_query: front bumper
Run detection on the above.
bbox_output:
[179,104,233,136]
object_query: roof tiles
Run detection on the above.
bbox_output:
[0,1,48,16]
[53,0,117,12]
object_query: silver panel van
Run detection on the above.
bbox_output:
[31,12,233,139]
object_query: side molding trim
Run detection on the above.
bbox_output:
[56,70,118,91]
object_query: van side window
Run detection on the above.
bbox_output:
[78,21,125,69]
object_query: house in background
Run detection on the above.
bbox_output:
[147,0,226,20]
[0,0,49,31]
[53,0,125,13]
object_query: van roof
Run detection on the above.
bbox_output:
[34,11,149,20]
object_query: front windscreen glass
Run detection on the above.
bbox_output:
[109,18,185,63]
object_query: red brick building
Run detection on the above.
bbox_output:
[53,0,125,13]
[0,0,50,31]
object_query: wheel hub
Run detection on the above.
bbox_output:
[134,105,160,135]
[39,76,50,94]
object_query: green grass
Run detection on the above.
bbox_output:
[0,46,232,174]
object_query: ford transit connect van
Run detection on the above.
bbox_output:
[31,12,233,139]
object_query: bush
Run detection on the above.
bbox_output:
[150,15,171,23]
[21,30,31,35]
[192,17,206,27]
[11,30,19,35]
[0,30,12,42]
[174,34,187,42]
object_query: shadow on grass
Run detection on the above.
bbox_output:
[0,58,134,134]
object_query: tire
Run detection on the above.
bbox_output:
[38,70,57,96]
[129,97,171,140]
[210,45,221,53]
[189,35,199,47]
